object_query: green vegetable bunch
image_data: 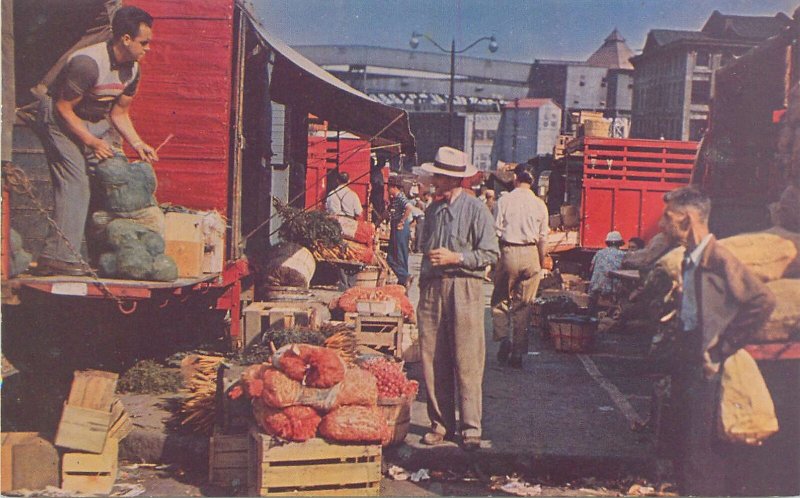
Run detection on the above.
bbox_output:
[273,198,343,249]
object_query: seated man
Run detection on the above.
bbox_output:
[588,230,626,313]
[621,232,679,279]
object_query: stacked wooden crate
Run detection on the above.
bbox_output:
[248,427,381,496]
[54,370,131,495]
[242,301,323,349]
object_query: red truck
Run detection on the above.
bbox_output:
[565,136,699,249]
[2,0,414,346]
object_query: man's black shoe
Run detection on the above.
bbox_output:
[509,355,523,369]
[497,338,511,364]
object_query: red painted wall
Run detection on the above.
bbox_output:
[306,136,371,215]
[125,0,235,214]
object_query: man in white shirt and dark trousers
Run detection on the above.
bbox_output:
[325,171,363,220]
[491,170,549,368]
[325,171,363,290]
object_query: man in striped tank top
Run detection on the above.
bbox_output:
[34,6,157,276]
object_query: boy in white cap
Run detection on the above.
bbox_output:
[416,146,499,451]
[588,230,626,312]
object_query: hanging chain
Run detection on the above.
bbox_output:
[3,162,126,307]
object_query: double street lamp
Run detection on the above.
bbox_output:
[409,32,498,147]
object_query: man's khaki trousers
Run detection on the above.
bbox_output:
[417,276,486,438]
[491,245,542,358]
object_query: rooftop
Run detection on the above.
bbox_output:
[586,28,635,70]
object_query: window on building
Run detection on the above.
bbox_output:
[486,130,496,140]
[473,129,485,140]
[689,119,707,141]
[691,80,711,105]
[695,51,710,67]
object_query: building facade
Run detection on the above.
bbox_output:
[630,10,791,141]
[529,29,635,129]
[464,112,502,170]
[490,98,562,168]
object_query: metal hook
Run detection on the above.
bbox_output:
[118,300,138,315]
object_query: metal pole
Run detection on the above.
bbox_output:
[449,39,456,147]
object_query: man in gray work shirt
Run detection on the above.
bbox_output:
[416,146,499,451]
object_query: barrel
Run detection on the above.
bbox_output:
[264,243,316,288]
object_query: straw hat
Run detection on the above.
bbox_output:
[605,231,623,243]
[420,146,478,178]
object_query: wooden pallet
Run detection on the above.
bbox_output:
[248,428,380,496]
[355,315,404,357]
[209,431,249,489]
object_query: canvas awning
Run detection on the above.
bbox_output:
[238,0,416,155]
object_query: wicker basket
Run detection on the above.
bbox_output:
[548,315,597,353]
[377,394,414,446]
[531,303,548,337]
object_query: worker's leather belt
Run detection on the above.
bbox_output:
[500,240,536,247]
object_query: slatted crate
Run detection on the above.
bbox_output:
[242,302,322,349]
[61,438,118,496]
[248,427,381,496]
[355,315,404,358]
[209,431,249,489]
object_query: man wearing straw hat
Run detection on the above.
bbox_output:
[416,146,499,451]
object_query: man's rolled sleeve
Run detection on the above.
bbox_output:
[462,206,499,270]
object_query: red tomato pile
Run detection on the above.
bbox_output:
[360,357,419,399]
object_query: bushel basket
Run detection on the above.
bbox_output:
[377,394,414,446]
[548,315,597,353]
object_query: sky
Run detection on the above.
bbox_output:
[252,0,798,63]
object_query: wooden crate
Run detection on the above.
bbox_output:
[355,315,404,357]
[344,312,359,325]
[62,437,119,495]
[55,370,117,453]
[243,302,322,349]
[400,323,421,363]
[248,428,381,496]
[165,212,205,278]
[1,433,59,493]
[209,432,249,489]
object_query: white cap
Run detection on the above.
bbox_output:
[605,231,623,243]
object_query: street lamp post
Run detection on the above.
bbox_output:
[410,32,498,147]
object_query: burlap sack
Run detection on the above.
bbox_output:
[657,232,797,282]
[717,349,779,446]
[92,206,166,238]
[751,279,800,343]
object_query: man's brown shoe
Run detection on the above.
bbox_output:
[421,432,445,445]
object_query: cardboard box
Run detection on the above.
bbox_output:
[1,433,59,493]
[201,211,226,274]
[165,212,205,278]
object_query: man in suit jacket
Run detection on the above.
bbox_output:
[659,186,775,496]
